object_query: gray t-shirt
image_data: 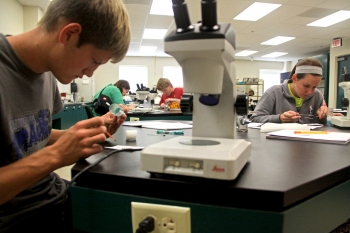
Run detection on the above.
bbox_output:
[0,33,65,229]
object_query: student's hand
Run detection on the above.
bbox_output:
[51,117,108,166]
[101,111,127,136]
[279,110,301,123]
[317,106,328,119]
[160,103,165,108]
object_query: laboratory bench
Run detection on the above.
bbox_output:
[126,109,192,121]
[126,102,192,121]
[69,124,350,233]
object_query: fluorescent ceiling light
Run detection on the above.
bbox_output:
[235,50,258,56]
[261,36,295,45]
[262,52,288,58]
[307,10,350,27]
[140,46,157,54]
[142,29,168,39]
[150,0,173,16]
[233,2,281,21]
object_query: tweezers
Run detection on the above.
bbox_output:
[297,114,314,117]
[297,114,314,119]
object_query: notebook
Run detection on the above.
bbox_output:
[266,130,350,145]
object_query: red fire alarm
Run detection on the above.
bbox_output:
[332,38,342,48]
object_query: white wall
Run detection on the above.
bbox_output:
[91,56,284,95]
[329,38,350,108]
[93,56,179,92]
[0,0,23,35]
[23,6,43,32]
[234,60,284,80]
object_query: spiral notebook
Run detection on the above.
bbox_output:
[266,130,350,145]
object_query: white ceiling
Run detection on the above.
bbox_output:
[17,0,350,62]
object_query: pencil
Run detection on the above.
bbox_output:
[106,131,116,141]
[294,131,328,134]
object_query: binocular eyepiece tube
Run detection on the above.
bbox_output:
[171,0,220,33]
[171,0,194,33]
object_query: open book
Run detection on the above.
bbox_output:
[266,130,350,145]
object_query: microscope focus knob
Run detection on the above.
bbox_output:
[341,98,349,108]
[235,94,249,116]
[180,94,193,114]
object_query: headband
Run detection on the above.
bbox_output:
[295,65,323,75]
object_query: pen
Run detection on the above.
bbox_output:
[294,131,328,134]
[106,131,116,141]
[155,130,184,135]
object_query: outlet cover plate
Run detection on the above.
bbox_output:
[131,202,191,233]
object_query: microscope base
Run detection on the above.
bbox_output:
[140,136,251,180]
[331,116,350,127]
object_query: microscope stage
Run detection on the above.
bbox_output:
[140,136,251,180]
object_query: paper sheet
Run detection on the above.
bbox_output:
[260,123,310,133]
[105,145,144,150]
[122,121,192,130]
[142,122,192,130]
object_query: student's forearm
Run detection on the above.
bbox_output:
[0,145,60,205]
[47,129,66,145]
[166,98,180,103]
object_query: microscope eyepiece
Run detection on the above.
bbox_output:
[200,0,220,31]
[172,0,194,33]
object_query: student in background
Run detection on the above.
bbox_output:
[156,78,184,109]
[250,58,328,124]
[92,79,136,116]
[0,0,130,232]
[248,89,254,96]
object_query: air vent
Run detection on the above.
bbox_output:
[298,7,337,18]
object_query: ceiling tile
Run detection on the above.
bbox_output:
[284,16,318,25]
[144,15,173,29]
[287,25,322,37]
[125,4,149,15]
[123,0,150,5]
[260,24,301,37]
[284,0,328,7]
[141,39,163,47]
[261,4,312,22]
[129,14,147,29]
[130,28,144,39]
[302,27,343,39]
[316,0,350,10]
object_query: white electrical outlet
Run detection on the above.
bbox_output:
[131,202,191,233]
[130,117,140,121]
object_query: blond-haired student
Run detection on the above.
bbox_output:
[0,0,130,231]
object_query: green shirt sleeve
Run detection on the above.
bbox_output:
[103,85,124,105]
[91,84,124,117]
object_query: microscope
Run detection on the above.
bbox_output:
[135,83,150,104]
[140,0,251,180]
[331,71,350,127]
